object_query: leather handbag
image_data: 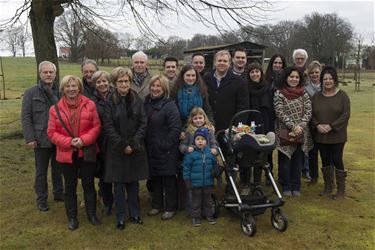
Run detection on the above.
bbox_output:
[279,126,303,146]
[54,104,96,163]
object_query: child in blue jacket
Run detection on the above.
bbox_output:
[182,127,217,226]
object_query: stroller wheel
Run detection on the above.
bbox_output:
[240,213,256,237]
[211,194,220,219]
[271,208,288,232]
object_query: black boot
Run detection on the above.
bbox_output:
[332,169,347,200]
[85,191,101,225]
[68,218,79,231]
[319,166,334,196]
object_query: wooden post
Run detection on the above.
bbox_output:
[0,57,5,100]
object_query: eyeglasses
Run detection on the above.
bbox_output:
[295,57,305,61]
[117,80,130,84]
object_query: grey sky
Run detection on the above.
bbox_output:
[0,0,374,56]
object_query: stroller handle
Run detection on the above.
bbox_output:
[227,109,264,154]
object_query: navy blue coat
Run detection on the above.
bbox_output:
[203,70,249,130]
[144,95,181,176]
[182,146,216,188]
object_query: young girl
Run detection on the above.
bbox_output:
[179,107,218,155]
[182,127,217,226]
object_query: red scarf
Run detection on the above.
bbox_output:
[280,85,304,100]
[62,95,82,137]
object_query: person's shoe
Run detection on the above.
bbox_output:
[302,172,312,180]
[102,206,112,216]
[282,191,292,197]
[68,218,79,231]
[292,191,301,197]
[192,218,201,227]
[147,209,160,216]
[80,200,85,208]
[129,216,143,225]
[161,211,175,220]
[116,221,125,230]
[88,215,101,225]
[37,203,49,211]
[207,217,216,225]
[54,194,65,202]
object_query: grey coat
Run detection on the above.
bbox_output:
[21,81,60,148]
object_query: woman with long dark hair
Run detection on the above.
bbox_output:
[274,66,313,197]
[171,64,214,127]
[264,54,287,90]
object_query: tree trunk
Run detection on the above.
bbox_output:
[29,0,60,81]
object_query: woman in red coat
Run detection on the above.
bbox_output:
[48,75,101,231]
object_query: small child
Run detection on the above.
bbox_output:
[179,107,218,155]
[182,127,217,226]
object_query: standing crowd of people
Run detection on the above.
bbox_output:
[21,48,350,231]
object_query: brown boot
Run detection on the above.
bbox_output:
[319,166,334,196]
[332,169,347,200]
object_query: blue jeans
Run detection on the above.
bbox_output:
[278,147,303,192]
[114,181,140,222]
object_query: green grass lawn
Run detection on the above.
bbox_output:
[0,57,374,249]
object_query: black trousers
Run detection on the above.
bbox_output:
[191,186,213,219]
[151,175,177,212]
[34,147,63,205]
[60,154,97,219]
[308,142,319,179]
[97,152,113,208]
[318,143,345,170]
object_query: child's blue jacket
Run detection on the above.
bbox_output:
[182,146,217,188]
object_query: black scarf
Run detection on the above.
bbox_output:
[40,81,58,107]
[248,80,272,110]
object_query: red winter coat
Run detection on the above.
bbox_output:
[47,95,101,164]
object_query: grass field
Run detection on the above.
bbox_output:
[0,57,374,249]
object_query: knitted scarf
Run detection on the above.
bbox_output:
[248,80,272,109]
[62,95,82,137]
[133,70,150,87]
[280,85,304,100]
[177,83,203,123]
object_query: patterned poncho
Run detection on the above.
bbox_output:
[274,89,313,158]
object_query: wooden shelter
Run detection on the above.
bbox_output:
[183,41,266,72]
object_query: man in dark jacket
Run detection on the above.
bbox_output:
[231,47,248,79]
[21,61,64,211]
[81,59,99,99]
[203,50,249,131]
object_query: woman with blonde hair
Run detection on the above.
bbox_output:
[144,75,181,220]
[47,75,101,230]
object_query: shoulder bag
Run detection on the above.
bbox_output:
[54,104,96,163]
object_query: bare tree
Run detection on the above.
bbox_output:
[83,26,120,63]
[16,26,31,57]
[55,11,84,62]
[0,0,272,79]
[4,27,20,57]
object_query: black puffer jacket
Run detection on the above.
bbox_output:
[103,89,148,183]
[144,95,181,176]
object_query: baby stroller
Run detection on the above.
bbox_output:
[213,110,288,237]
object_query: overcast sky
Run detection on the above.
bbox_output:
[0,0,374,56]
